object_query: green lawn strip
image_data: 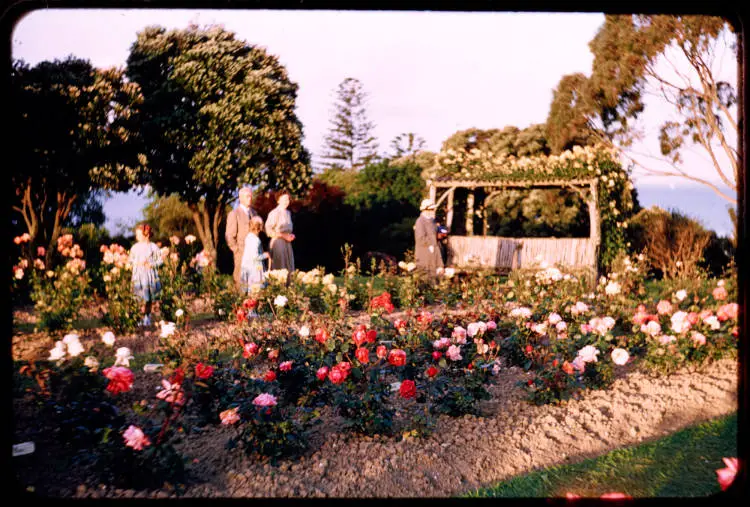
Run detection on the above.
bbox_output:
[467,412,737,498]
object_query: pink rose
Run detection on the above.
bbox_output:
[433,337,451,350]
[686,312,700,325]
[156,379,185,405]
[580,323,593,335]
[446,345,462,361]
[123,425,151,451]
[252,393,278,407]
[279,360,293,372]
[547,313,562,325]
[577,345,599,363]
[102,366,134,395]
[376,345,387,360]
[656,300,673,315]
[220,407,240,425]
[712,286,728,301]
[642,321,662,336]
[316,366,329,381]
[328,365,347,384]
[556,321,567,332]
[388,349,407,367]
[452,326,467,343]
[658,334,677,345]
[355,347,370,364]
[243,342,259,358]
[716,457,739,491]
[571,356,586,373]
[691,332,707,346]
[486,320,497,331]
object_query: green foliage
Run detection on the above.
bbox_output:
[142,192,198,241]
[441,124,550,157]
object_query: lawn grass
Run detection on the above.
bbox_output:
[467,412,738,498]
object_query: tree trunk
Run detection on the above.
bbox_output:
[191,200,223,259]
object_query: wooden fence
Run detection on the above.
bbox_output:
[447,236,597,271]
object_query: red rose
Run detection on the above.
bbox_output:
[352,330,367,347]
[426,366,439,378]
[525,345,533,354]
[366,330,377,343]
[103,366,134,395]
[527,379,534,386]
[236,309,247,323]
[376,345,387,360]
[467,363,474,371]
[316,366,329,381]
[399,379,416,399]
[328,366,347,384]
[356,347,370,364]
[264,370,277,382]
[243,342,259,358]
[338,361,352,373]
[388,349,407,367]
[170,367,185,385]
[552,359,559,367]
[562,361,574,375]
[242,298,258,310]
[195,363,214,380]
[432,351,442,360]
[315,328,329,345]
[279,360,293,372]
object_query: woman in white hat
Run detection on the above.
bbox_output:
[413,198,444,278]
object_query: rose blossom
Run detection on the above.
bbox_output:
[252,393,278,407]
[687,312,700,325]
[611,348,629,365]
[426,366,439,378]
[486,320,497,331]
[580,323,593,335]
[264,370,277,382]
[510,307,532,319]
[716,457,738,491]
[123,425,151,451]
[376,345,387,360]
[299,325,310,338]
[433,337,451,350]
[243,342,259,358]
[175,309,184,318]
[432,351,442,360]
[547,313,562,325]
[279,361,293,372]
[577,345,599,363]
[571,356,586,373]
[268,349,279,361]
[352,329,367,347]
[195,363,214,379]
[642,321,662,336]
[156,379,185,405]
[394,319,407,330]
[316,366,329,381]
[656,300,673,315]
[355,348,369,364]
[84,356,100,370]
[675,289,688,302]
[670,311,691,334]
[220,407,240,425]
[399,379,417,399]
[691,332,707,346]
[555,321,567,332]
[562,361,575,375]
[159,321,176,338]
[314,328,329,344]
[704,316,721,330]
[388,349,407,367]
[658,335,677,345]
[446,345,462,361]
[274,295,288,307]
[605,280,621,295]
[328,365,347,384]
[717,303,738,321]
[452,326,467,343]
[366,330,378,343]
[114,347,134,367]
[101,331,116,347]
[103,366,134,395]
[712,286,728,301]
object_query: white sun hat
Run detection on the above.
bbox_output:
[420,198,436,211]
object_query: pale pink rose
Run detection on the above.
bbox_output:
[485,320,497,331]
[691,332,707,346]
[433,337,451,350]
[712,286,728,301]
[547,313,562,325]
[570,301,589,316]
[633,311,650,325]
[577,345,599,363]
[451,326,467,344]
[643,320,662,336]
[467,322,483,338]
[670,311,691,334]
[704,316,721,330]
[675,289,688,302]
[717,303,738,321]
[252,393,278,407]
[531,323,547,336]
[220,407,240,425]
[699,309,714,320]
[123,425,151,451]
[656,300,673,315]
[571,356,586,373]
[687,312,700,325]
[446,345,463,361]
[156,379,185,405]
[510,307,532,319]
[611,348,629,365]
[580,323,593,335]
[555,321,567,332]
[658,334,677,345]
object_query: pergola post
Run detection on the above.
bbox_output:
[588,179,600,278]
[428,181,436,202]
[465,189,474,236]
[446,187,455,231]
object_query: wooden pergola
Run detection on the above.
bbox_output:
[426,177,600,273]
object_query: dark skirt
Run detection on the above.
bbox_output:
[270,238,295,273]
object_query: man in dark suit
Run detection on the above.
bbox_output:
[225,186,258,289]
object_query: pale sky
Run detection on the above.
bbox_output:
[11,9,738,235]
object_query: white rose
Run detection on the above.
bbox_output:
[101,331,116,347]
[159,321,177,338]
[67,340,85,357]
[327,284,338,294]
[48,342,66,361]
[675,290,687,302]
[114,347,134,367]
[175,309,184,318]
[274,295,288,308]
[322,274,334,285]
[299,325,310,338]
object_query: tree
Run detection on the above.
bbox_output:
[11,57,147,264]
[390,132,426,159]
[320,77,379,170]
[546,15,738,204]
[441,124,550,157]
[65,191,107,229]
[142,192,199,241]
[126,24,312,257]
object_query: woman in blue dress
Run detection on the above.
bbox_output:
[128,223,163,326]
[240,216,269,294]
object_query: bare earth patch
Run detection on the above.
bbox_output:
[12,309,738,498]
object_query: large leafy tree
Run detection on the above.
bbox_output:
[441,124,550,157]
[320,77,379,170]
[11,57,146,263]
[389,132,426,159]
[126,24,312,256]
[546,15,738,204]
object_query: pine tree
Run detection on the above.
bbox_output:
[320,78,378,170]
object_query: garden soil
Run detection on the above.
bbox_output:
[12,308,739,498]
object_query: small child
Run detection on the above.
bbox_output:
[128,223,163,326]
[240,216,270,294]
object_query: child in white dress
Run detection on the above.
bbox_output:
[240,216,269,294]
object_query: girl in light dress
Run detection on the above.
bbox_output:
[240,216,270,295]
[128,223,163,327]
